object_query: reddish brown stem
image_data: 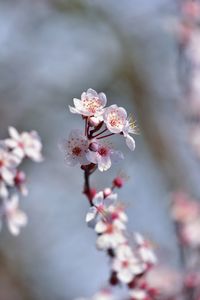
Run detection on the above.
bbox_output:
[85,117,88,136]
[88,121,104,138]
[96,133,115,140]
[92,128,108,138]
[83,164,97,206]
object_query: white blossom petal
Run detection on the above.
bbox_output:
[126,134,135,151]
[98,155,111,172]
[93,192,104,207]
[0,182,8,198]
[8,127,20,141]
[86,207,97,223]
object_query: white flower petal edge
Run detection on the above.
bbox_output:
[4,195,28,236]
[125,134,135,151]
[86,207,98,223]
[69,89,107,117]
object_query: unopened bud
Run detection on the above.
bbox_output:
[89,142,99,152]
[113,177,124,188]
[104,188,112,198]
[88,117,101,127]
[15,171,26,185]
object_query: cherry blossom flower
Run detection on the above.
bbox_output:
[0,127,42,236]
[1,195,27,235]
[112,244,145,284]
[103,106,136,151]
[95,219,126,250]
[62,130,89,166]
[0,148,19,193]
[95,203,128,250]
[69,88,107,117]
[86,191,117,225]
[5,127,43,162]
[86,141,124,172]
[135,233,157,267]
[106,204,128,228]
[103,105,127,134]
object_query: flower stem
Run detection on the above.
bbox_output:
[96,133,115,140]
[91,128,108,138]
[83,164,97,206]
[89,121,104,138]
[85,117,88,137]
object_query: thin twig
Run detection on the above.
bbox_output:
[92,128,108,138]
[96,133,115,140]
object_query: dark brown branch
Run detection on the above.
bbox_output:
[82,164,97,206]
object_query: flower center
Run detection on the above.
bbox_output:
[111,212,119,220]
[18,141,24,149]
[83,98,101,114]
[98,147,108,156]
[72,147,82,156]
[108,112,124,128]
[106,224,114,234]
[122,260,129,268]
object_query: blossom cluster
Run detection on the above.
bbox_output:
[86,188,157,296]
[0,127,43,235]
[66,89,158,300]
[62,89,137,172]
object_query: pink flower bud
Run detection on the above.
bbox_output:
[89,142,99,152]
[113,177,124,188]
[15,171,26,185]
[104,188,112,198]
[88,116,101,127]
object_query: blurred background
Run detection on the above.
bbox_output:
[0,0,200,299]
